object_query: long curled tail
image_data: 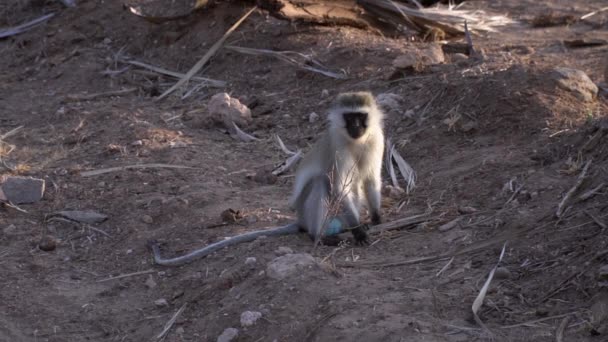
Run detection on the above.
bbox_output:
[149,223,300,266]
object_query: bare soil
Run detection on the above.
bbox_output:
[1,1,607,341]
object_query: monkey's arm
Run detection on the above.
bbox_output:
[149,223,300,266]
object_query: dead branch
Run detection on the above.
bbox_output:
[578,182,605,201]
[156,303,187,340]
[556,160,592,218]
[0,13,56,39]
[97,269,156,282]
[62,88,137,103]
[81,163,196,177]
[124,60,226,87]
[156,7,256,101]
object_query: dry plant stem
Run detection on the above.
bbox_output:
[555,315,571,342]
[501,312,576,329]
[156,303,187,341]
[156,7,256,101]
[0,13,56,39]
[472,243,507,333]
[556,160,592,218]
[581,6,608,20]
[80,163,195,177]
[97,269,156,282]
[125,60,226,87]
[63,88,137,102]
[436,256,454,277]
[0,125,24,140]
[584,210,607,230]
[578,182,605,201]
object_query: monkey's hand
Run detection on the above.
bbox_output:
[351,224,369,246]
[371,212,382,226]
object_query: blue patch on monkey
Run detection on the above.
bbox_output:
[325,218,345,236]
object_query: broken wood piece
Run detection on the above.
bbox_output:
[62,88,137,103]
[272,150,302,176]
[273,134,296,155]
[438,217,462,232]
[231,122,259,142]
[97,269,156,282]
[80,163,195,177]
[578,182,605,201]
[225,45,347,79]
[52,210,108,224]
[556,159,592,218]
[0,176,45,204]
[563,39,607,49]
[156,7,256,101]
[0,13,56,39]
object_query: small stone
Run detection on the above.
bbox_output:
[404,109,415,119]
[321,89,329,98]
[266,253,317,280]
[145,275,157,289]
[142,215,153,224]
[217,327,239,342]
[494,267,512,280]
[3,224,17,235]
[240,311,262,327]
[245,257,257,265]
[38,235,57,252]
[97,181,106,187]
[275,246,293,256]
[308,112,320,123]
[450,53,468,63]
[154,298,169,307]
[552,67,598,102]
[458,206,478,214]
[244,215,258,225]
[207,92,252,129]
[598,265,608,280]
[0,176,45,204]
[176,327,185,335]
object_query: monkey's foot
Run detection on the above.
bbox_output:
[351,225,369,245]
[321,236,345,246]
[371,212,382,226]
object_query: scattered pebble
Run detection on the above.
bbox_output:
[266,253,317,280]
[38,235,57,252]
[145,275,157,289]
[275,246,293,256]
[308,112,320,123]
[321,89,329,98]
[141,215,153,224]
[240,311,262,327]
[494,266,512,280]
[217,327,239,342]
[154,298,169,307]
[245,257,257,265]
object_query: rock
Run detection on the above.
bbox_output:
[176,326,185,335]
[0,176,45,204]
[3,224,17,236]
[438,217,461,232]
[245,257,257,265]
[598,265,608,280]
[266,253,317,280]
[450,53,468,63]
[494,267,512,280]
[217,328,239,342]
[207,93,252,129]
[308,112,320,123]
[145,275,157,289]
[221,208,242,223]
[552,67,598,102]
[275,246,293,256]
[393,44,445,71]
[240,311,262,327]
[154,298,169,307]
[321,89,329,98]
[141,215,153,224]
[458,206,478,214]
[38,235,57,252]
[54,210,108,224]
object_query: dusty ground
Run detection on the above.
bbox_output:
[1,0,607,341]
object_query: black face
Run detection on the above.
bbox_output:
[343,112,368,140]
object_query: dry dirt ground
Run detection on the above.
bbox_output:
[1,1,608,341]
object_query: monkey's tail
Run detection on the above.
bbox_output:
[148,223,300,266]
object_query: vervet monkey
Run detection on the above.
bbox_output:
[149,91,385,266]
[291,91,385,244]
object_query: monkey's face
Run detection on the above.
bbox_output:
[343,112,368,140]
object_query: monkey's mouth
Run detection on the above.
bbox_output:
[346,127,366,140]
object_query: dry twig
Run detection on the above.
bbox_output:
[63,88,137,103]
[81,163,195,177]
[124,60,225,87]
[472,243,507,333]
[0,13,55,39]
[156,303,187,341]
[578,182,605,201]
[97,269,155,282]
[156,7,256,100]
[556,160,592,218]
[555,315,571,342]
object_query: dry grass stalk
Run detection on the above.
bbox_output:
[471,242,507,334]
[391,145,416,193]
[581,6,608,20]
[63,88,137,103]
[231,122,259,142]
[0,12,56,39]
[578,182,605,201]
[273,134,297,155]
[97,269,156,282]
[225,45,347,79]
[156,7,256,101]
[81,163,195,177]
[555,315,571,342]
[124,60,226,87]
[273,150,302,176]
[436,256,454,277]
[156,303,187,341]
[556,159,592,218]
